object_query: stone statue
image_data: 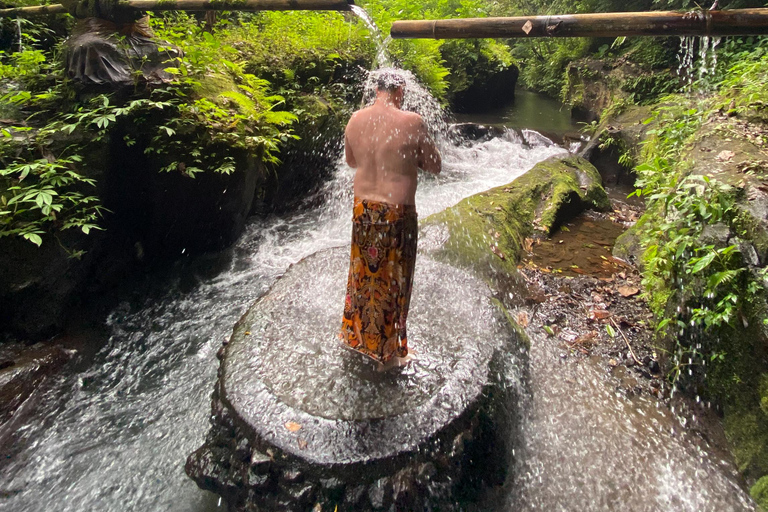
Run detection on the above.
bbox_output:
[60,0,180,86]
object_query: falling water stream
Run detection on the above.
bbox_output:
[678,35,722,92]
[0,21,758,512]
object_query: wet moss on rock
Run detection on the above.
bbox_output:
[422,155,609,281]
[726,405,768,482]
[752,474,768,511]
[580,104,655,188]
[611,213,651,268]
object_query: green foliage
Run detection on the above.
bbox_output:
[209,9,374,98]
[639,100,702,162]
[0,12,309,246]
[358,0,513,102]
[504,0,657,97]
[717,37,768,118]
[631,42,768,398]
[620,72,678,106]
[598,132,634,168]
[440,39,512,98]
[640,172,745,327]
[0,154,103,246]
[515,38,591,99]
[751,475,768,511]
[0,42,102,247]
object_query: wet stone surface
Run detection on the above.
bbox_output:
[186,247,524,511]
[505,203,756,511]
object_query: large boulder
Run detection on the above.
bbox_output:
[186,247,526,511]
[622,103,768,491]
[579,105,653,188]
[563,55,676,123]
[421,155,610,281]
[0,230,109,340]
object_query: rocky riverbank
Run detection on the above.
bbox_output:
[567,48,768,504]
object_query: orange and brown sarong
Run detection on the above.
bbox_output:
[340,198,418,363]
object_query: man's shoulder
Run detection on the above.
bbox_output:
[400,110,423,121]
[346,107,374,128]
[397,110,425,131]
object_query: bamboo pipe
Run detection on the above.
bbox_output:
[0,0,353,17]
[390,8,768,39]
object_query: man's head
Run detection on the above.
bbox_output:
[375,69,405,107]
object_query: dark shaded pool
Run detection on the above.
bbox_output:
[453,89,579,137]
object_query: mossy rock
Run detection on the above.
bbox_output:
[421,155,609,281]
[751,475,768,511]
[580,104,654,188]
[761,374,768,418]
[564,53,676,122]
[725,406,768,482]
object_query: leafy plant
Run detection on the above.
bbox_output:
[0,154,103,246]
[630,42,768,391]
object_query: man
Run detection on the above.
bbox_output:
[340,70,442,369]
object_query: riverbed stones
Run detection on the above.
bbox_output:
[186,247,524,511]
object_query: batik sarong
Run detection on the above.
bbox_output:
[340,197,418,363]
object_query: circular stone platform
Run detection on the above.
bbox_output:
[186,247,524,511]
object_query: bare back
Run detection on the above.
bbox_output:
[345,100,441,205]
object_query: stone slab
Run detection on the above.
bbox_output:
[187,246,524,510]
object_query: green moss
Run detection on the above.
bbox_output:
[752,475,768,511]
[734,208,768,265]
[612,214,646,265]
[725,407,768,481]
[422,155,608,281]
[760,374,768,418]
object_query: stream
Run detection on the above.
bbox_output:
[0,79,757,511]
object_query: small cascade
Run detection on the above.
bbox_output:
[699,36,722,89]
[677,35,722,93]
[0,60,571,511]
[677,36,697,89]
[375,35,393,69]
[0,8,754,511]
[350,4,392,67]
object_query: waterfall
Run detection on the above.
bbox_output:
[677,35,722,93]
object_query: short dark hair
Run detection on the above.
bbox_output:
[376,69,406,93]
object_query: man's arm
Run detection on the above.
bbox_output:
[417,119,441,175]
[344,130,357,168]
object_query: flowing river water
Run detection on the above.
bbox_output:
[0,71,757,511]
